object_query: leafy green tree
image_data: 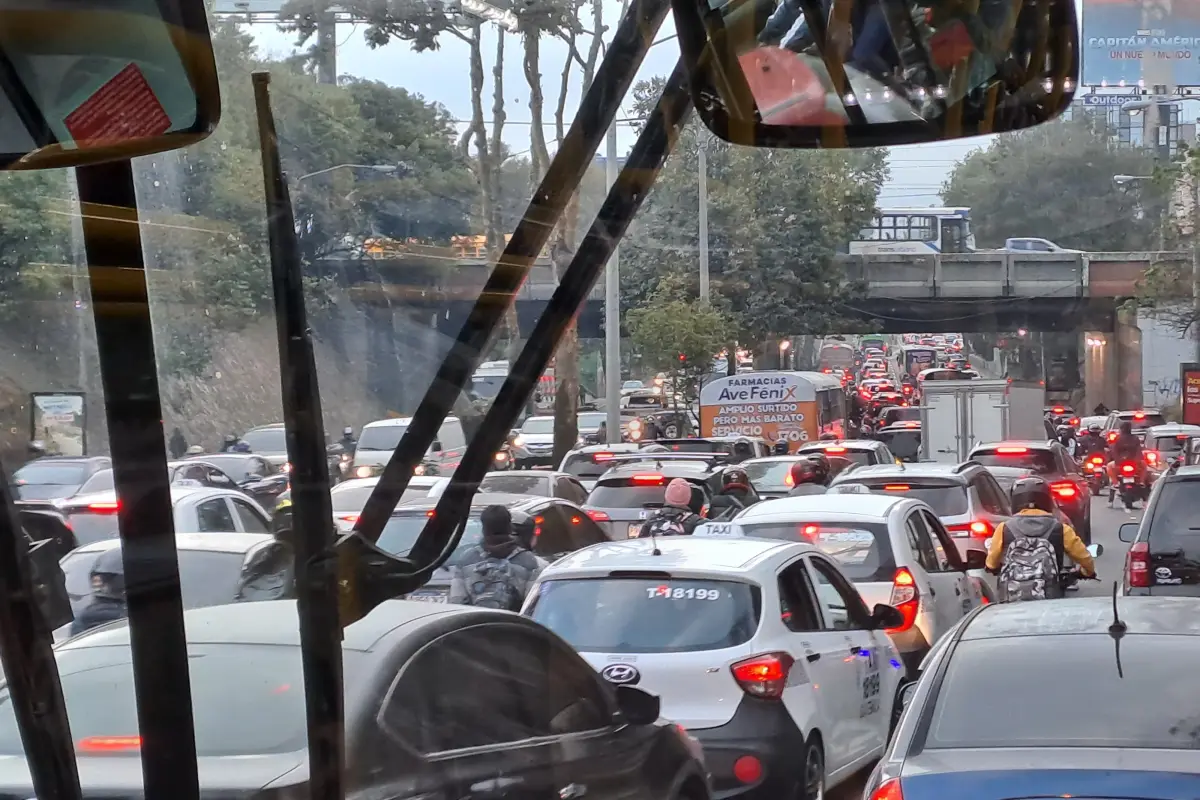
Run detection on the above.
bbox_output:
[621,78,887,354]
[1133,144,1200,335]
[627,275,734,408]
[942,115,1166,250]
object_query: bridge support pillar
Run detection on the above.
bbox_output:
[1084,307,1143,413]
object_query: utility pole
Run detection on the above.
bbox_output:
[604,123,622,443]
[698,132,710,302]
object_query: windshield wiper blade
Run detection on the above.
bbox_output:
[252,72,344,800]
[409,62,694,567]
[0,477,80,800]
[350,0,672,555]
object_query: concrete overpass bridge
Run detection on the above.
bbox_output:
[335,248,1189,412]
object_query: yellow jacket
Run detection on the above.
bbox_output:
[985,508,1095,577]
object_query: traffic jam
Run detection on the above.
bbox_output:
[12,335,1200,800]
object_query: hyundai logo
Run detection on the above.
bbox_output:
[600,663,641,685]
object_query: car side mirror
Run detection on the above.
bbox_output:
[869,603,905,631]
[614,684,660,725]
[1087,543,1104,558]
[964,550,987,571]
[1118,523,1139,543]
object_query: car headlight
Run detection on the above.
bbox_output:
[495,451,508,461]
[512,435,525,447]
[414,464,426,476]
[354,465,373,478]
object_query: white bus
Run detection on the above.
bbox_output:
[848,207,975,255]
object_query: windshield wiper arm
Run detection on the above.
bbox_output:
[350,0,672,553]
[409,62,694,567]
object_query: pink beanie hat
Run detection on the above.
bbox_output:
[664,478,693,508]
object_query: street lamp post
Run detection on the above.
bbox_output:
[778,339,791,370]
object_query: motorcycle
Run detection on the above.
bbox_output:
[1081,453,1107,496]
[1116,460,1150,510]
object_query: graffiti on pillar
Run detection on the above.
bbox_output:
[1146,377,1182,406]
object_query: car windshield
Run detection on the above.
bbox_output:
[736,521,896,582]
[971,449,1059,475]
[527,578,761,653]
[588,478,696,508]
[1123,413,1167,430]
[331,483,382,514]
[356,426,408,452]
[14,462,88,486]
[241,429,287,454]
[743,460,798,492]
[521,418,555,435]
[77,470,115,494]
[62,549,250,611]
[926,635,1200,749]
[378,513,485,560]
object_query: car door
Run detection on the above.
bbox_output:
[377,623,559,800]
[898,513,944,644]
[193,496,238,533]
[904,512,963,636]
[919,509,980,618]
[230,497,270,534]
[804,556,888,768]
[776,557,857,774]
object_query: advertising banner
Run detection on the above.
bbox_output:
[30,392,86,456]
[699,372,818,444]
[1082,0,1200,87]
[1182,363,1200,426]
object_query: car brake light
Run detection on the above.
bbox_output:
[730,652,795,699]
[882,484,910,491]
[1070,417,1080,426]
[585,509,610,522]
[887,568,919,632]
[1145,451,1158,465]
[1135,411,1146,420]
[631,474,665,485]
[86,501,120,513]
[824,446,847,454]
[1052,406,1065,414]
[1128,541,1149,588]
[593,452,615,462]
[870,778,904,800]
[968,520,992,538]
[1108,431,1119,442]
[995,447,1028,454]
[78,735,141,753]
[337,514,359,524]
[1049,481,1078,500]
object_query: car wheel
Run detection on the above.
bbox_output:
[800,735,824,800]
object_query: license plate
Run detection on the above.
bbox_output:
[408,592,447,603]
[628,523,642,538]
[1121,478,1135,485]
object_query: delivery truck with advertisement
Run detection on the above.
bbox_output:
[699,371,847,451]
[920,379,1045,463]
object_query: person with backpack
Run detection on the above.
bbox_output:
[637,478,704,538]
[984,477,1095,603]
[447,505,543,611]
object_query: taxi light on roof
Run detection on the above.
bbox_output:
[78,736,141,753]
[996,447,1028,454]
[631,474,666,485]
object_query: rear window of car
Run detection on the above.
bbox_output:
[743,461,797,492]
[14,462,88,486]
[971,448,1059,475]
[800,448,874,466]
[736,521,895,582]
[925,634,1200,749]
[1145,480,1200,537]
[588,478,703,508]
[479,474,551,496]
[0,644,351,756]
[62,549,248,611]
[1120,412,1166,430]
[835,479,969,517]
[379,514,484,559]
[1151,435,1190,454]
[562,453,620,480]
[527,578,761,653]
[64,511,120,547]
[882,407,920,425]
[659,440,733,454]
[240,428,288,454]
[77,470,115,494]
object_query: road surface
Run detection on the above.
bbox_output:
[829,493,1140,800]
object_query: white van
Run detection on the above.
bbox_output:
[351,416,467,478]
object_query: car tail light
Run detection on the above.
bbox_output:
[946,520,992,538]
[730,652,795,699]
[1052,406,1065,414]
[78,735,141,753]
[87,501,120,513]
[824,446,847,454]
[870,778,904,800]
[887,568,919,632]
[995,446,1028,454]
[1070,417,1080,426]
[1127,541,1149,588]
[800,524,820,537]
[1108,431,1119,443]
[1049,481,1078,501]
[337,514,359,524]
[1134,411,1146,420]
[586,509,610,522]
[593,452,615,462]
[631,474,665,485]
[1145,451,1159,465]
[882,484,910,491]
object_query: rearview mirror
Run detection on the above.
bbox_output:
[671,0,1077,148]
[1118,522,1139,543]
[1087,543,1104,558]
[964,549,987,571]
[0,0,220,170]
[869,602,905,630]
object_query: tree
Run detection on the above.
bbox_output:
[1134,144,1200,335]
[942,115,1167,251]
[621,78,887,353]
[627,275,734,408]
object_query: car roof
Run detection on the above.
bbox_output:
[961,596,1200,640]
[735,493,912,522]
[483,470,554,479]
[568,443,641,454]
[1166,465,1200,479]
[1147,424,1200,435]
[600,460,714,477]
[23,456,107,465]
[543,537,808,576]
[522,415,554,422]
[332,475,440,492]
[245,423,284,431]
[60,598,486,653]
[395,492,542,512]
[744,455,807,465]
[1115,408,1161,416]
[972,440,1056,451]
[832,463,969,481]
[798,440,880,450]
[364,416,460,428]
[70,532,276,556]
[65,485,228,507]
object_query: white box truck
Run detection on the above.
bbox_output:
[920,379,1046,463]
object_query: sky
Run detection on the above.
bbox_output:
[243,0,1085,208]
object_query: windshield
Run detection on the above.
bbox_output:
[521,418,556,435]
[971,449,1059,475]
[62,549,250,612]
[356,426,408,452]
[744,460,797,492]
[478,474,550,496]
[736,522,895,582]
[14,462,88,487]
[77,470,115,494]
[240,429,287,454]
[527,578,761,653]
[837,479,969,516]
[577,413,608,431]
[378,514,485,561]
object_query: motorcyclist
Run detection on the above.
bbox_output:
[787,457,828,497]
[338,426,357,455]
[985,477,1095,602]
[1079,423,1108,457]
[773,439,790,455]
[709,467,755,520]
[69,548,128,636]
[730,438,755,464]
[637,479,704,537]
[1054,424,1077,458]
[1106,420,1145,506]
[221,433,240,453]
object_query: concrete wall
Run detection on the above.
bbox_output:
[1141,308,1196,410]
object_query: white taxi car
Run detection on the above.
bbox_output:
[522,537,908,800]
[717,494,987,677]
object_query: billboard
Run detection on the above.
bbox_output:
[1083,0,1200,86]
[1182,363,1200,426]
[30,392,86,456]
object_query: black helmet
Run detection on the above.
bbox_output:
[773,440,790,455]
[1010,476,1055,513]
[89,548,126,602]
[805,453,831,484]
[722,467,751,491]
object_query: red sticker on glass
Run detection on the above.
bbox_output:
[64,63,171,146]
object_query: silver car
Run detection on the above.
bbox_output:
[55,486,272,547]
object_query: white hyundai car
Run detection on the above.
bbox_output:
[522,536,908,800]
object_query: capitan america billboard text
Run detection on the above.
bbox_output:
[1083,0,1200,86]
